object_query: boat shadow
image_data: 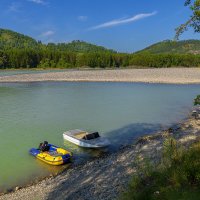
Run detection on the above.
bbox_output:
[105,122,166,151]
[47,122,165,200]
[62,122,165,164]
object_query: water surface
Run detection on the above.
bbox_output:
[0,82,199,191]
[0,69,70,77]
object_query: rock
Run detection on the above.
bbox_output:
[15,186,21,191]
[6,188,13,193]
[136,137,148,145]
[168,127,174,133]
[154,191,160,195]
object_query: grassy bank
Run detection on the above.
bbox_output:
[122,138,200,200]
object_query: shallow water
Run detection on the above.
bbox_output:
[0,69,69,77]
[0,82,199,191]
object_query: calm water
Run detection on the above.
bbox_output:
[0,69,70,77]
[0,82,199,191]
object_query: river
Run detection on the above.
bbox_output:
[0,81,199,192]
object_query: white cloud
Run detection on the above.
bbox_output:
[78,16,88,22]
[40,30,55,37]
[89,11,157,30]
[28,0,47,5]
[8,2,21,12]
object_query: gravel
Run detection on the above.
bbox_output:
[0,68,200,84]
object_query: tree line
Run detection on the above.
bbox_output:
[0,49,200,69]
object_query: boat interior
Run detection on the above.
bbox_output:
[74,131,100,140]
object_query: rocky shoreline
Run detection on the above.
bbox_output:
[1,107,200,200]
[0,68,200,84]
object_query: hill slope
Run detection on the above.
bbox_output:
[138,40,200,54]
[0,29,199,54]
[0,29,40,50]
[46,40,116,53]
[0,28,199,69]
[0,28,115,53]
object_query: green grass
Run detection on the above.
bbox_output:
[121,138,200,200]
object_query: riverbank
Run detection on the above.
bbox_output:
[0,68,200,84]
[1,107,200,200]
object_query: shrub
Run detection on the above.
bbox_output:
[121,139,200,200]
[194,95,200,105]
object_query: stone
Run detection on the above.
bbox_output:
[15,186,21,191]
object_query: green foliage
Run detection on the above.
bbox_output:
[0,28,200,69]
[194,95,200,105]
[121,139,200,200]
[47,40,116,53]
[138,40,200,54]
[162,138,183,168]
[130,53,200,68]
[0,28,41,50]
[0,29,115,53]
[175,0,200,39]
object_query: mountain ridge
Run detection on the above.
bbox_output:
[137,39,200,54]
[0,28,200,54]
[0,28,116,53]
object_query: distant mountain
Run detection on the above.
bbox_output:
[0,28,115,53]
[138,40,200,54]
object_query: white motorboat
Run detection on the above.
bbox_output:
[63,129,110,148]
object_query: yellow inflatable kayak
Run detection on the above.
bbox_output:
[29,143,72,165]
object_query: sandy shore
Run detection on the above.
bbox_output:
[1,107,200,200]
[0,68,200,84]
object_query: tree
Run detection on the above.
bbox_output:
[175,0,200,40]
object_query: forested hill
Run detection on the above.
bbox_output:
[0,29,40,50]
[46,41,116,53]
[138,40,200,54]
[0,28,200,69]
[0,29,115,53]
[1,28,199,54]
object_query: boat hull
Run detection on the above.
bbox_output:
[63,134,109,148]
[29,144,72,165]
[35,155,69,165]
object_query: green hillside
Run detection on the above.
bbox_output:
[46,40,116,53]
[0,29,40,50]
[0,29,115,53]
[0,28,199,54]
[0,28,199,69]
[138,40,200,54]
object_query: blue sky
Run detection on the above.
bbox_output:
[0,0,199,52]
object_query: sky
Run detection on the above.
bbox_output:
[0,0,199,52]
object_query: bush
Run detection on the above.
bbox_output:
[194,95,200,105]
[121,139,200,200]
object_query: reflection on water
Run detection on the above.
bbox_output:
[0,82,199,191]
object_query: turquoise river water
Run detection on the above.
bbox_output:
[0,69,70,77]
[0,81,199,192]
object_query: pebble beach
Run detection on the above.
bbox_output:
[0,68,200,84]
